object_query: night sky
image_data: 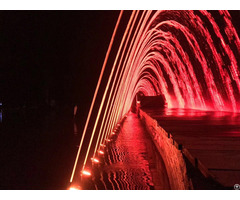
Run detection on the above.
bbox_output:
[0,11,121,112]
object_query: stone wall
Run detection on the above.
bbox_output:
[139,109,192,190]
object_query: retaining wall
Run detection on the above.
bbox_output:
[139,109,192,190]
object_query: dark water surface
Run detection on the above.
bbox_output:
[0,109,81,189]
[0,109,169,190]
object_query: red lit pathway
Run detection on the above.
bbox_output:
[92,112,170,190]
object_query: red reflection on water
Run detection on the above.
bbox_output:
[93,112,170,189]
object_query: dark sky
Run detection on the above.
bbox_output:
[0,10,121,109]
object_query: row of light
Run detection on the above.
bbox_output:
[69,10,158,189]
[70,11,146,187]
[69,10,125,185]
[69,10,138,189]
[68,123,122,190]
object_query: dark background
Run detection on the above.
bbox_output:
[0,10,124,190]
[0,11,120,113]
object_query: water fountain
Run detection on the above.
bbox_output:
[70,11,240,189]
[121,10,240,113]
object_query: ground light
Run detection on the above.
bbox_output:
[91,158,100,163]
[68,185,81,190]
[81,170,91,176]
[98,150,104,155]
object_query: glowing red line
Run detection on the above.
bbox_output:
[93,11,138,157]
[70,10,240,184]
[70,10,123,183]
[99,11,147,152]
[98,11,148,138]
[81,11,136,171]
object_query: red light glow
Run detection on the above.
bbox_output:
[70,11,123,183]
[98,150,104,155]
[68,185,81,190]
[70,10,240,185]
[81,170,91,176]
[91,158,100,163]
